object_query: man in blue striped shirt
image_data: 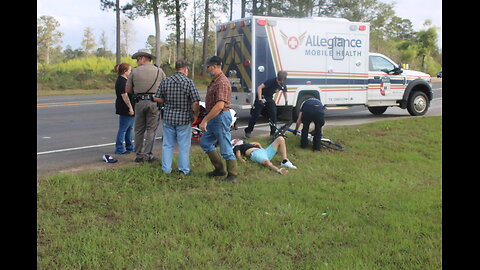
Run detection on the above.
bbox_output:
[154,60,201,175]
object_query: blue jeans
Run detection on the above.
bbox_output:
[162,122,192,174]
[115,115,135,154]
[200,111,236,160]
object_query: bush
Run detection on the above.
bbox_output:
[37,56,136,90]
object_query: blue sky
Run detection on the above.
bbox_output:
[37,0,442,54]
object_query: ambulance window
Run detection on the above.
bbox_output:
[224,42,233,64]
[224,40,242,65]
[233,40,242,64]
[369,56,395,72]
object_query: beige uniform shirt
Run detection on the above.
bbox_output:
[126,62,166,94]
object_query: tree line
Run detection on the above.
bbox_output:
[37,0,441,76]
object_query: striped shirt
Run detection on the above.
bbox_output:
[155,72,201,125]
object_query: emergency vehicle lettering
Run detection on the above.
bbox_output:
[305,35,363,48]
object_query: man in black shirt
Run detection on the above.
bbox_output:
[244,71,288,138]
[293,97,325,151]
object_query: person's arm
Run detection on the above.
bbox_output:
[125,84,133,94]
[199,101,225,132]
[282,87,288,105]
[152,97,164,103]
[235,149,246,163]
[153,80,165,103]
[125,73,134,94]
[257,83,265,101]
[191,101,200,123]
[250,142,262,148]
[293,111,303,134]
[189,81,201,123]
[121,93,134,115]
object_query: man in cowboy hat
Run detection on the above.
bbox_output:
[126,49,166,162]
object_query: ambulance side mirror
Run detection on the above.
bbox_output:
[392,65,403,75]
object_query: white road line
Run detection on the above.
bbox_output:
[36,123,272,155]
[37,142,117,155]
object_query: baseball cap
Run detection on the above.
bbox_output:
[203,56,222,67]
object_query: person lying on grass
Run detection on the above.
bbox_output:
[231,136,297,175]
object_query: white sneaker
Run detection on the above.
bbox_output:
[281,160,297,169]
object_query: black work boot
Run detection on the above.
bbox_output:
[219,159,238,183]
[206,151,227,177]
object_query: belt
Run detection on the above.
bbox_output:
[135,93,154,101]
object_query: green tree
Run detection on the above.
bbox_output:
[125,0,168,63]
[100,0,134,64]
[163,0,188,60]
[98,30,109,57]
[81,27,97,55]
[384,16,415,41]
[415,22,439,72]
[37,15,64,64]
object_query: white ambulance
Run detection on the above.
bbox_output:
[215,16,433,117]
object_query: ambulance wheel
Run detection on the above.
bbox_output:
[407,91,429,116]
[367,106,387,115]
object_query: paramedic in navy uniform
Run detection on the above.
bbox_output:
[244,71,288,138]
[292,97,325,151]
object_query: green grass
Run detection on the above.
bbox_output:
[37,116,442,269]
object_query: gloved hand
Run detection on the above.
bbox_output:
[285,100,288,106]
[292,129,298,135]
[261,98,266,104]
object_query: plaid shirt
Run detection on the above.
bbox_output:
[205,72,231,113]
[155,72,201,125]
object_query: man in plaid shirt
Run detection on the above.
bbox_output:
[199,56,238,183]
[154,60,200,175]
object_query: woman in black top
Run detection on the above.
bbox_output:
[114,63,135,154]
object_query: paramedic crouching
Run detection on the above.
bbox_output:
[293,97,325,151]
[244,71,288,138]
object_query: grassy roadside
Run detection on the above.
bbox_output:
[37,116,442,269]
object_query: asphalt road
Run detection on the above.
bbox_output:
[37,80,442,179]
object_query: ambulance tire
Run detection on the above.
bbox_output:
[367,106,388,115]
[406,91,429,116]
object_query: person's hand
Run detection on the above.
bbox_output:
[261,98,266,104]
[128,108,134,116]
[239,158,246,163]
[199,120,207,132]
[285,100,288,106]
[292,129,298,135]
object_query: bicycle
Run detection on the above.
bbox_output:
[271,121,345,151]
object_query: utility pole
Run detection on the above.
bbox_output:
[116,0,121,65]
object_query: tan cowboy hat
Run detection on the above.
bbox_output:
[131,49,156,60]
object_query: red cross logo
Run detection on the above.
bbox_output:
[280,30,307,50]
[288,37,299,50]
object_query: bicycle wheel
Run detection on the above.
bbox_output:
[269,120,293,143]
[321,139,345,151]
